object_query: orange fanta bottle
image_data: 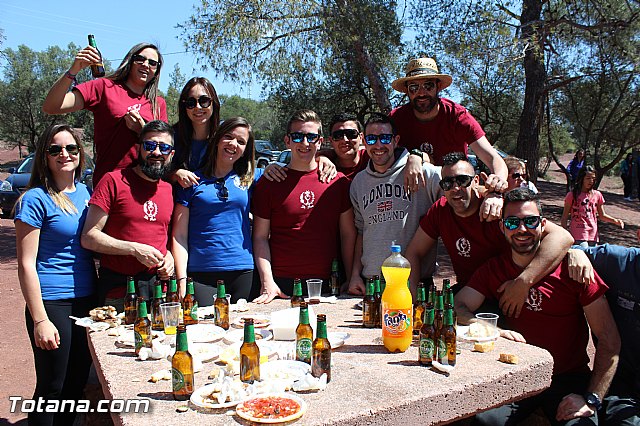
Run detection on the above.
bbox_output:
[381,244,413,352]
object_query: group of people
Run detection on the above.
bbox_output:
[14,38,637,426]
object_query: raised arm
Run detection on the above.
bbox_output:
[251,216,287,304]
[498,221,573,317]
[470,137,508,189]
[406,227,437,297]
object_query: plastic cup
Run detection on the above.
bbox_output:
[306,279,323,304]
[160,302,181,335]
[474,313,499,337]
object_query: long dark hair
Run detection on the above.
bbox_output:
[18,124,86,215]
[200,117,255,186]
[173,77,220,171]
[572,165,596,203]
[107,42,163,120]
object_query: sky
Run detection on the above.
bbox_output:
[0,0,263,99]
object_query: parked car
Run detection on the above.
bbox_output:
[467,147,508,175]
[255,140,281,168]
[0,154,94,218]
[277,149,291,165]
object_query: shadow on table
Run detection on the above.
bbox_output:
[336,344,387,354]
[106,351,137,358]
[337,321,366,329]
[137,391,174,401]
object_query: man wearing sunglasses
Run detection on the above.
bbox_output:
[81,121,175,308]
[44,42,166,186]
[389,57,508,196]
[407,152,576,317]
[252,110,356,303]
[455,188,619,426]
[348,113,443,295]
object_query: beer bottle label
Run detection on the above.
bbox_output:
[191,303,198,321]
[382,308,412,338]
[296,338,312,362]
[437,337,448,364]
[419,336,434,360]
[134,331,142,351]
[172,368,185,391]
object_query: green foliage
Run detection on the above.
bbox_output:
[220,95,279,144]
[164,63,186,126]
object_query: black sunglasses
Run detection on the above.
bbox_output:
[289,132,321,144]
[141,140,174,155]
[47,144,79,156]
[183,96,212,109]
[214,178,228,201]
[131,54,159,68]
[503,215,541,231]
[511,172,525,180]
[331,129,360,140]
[407,80,438,94]
[439,175,474,191]
[364,134,394,145]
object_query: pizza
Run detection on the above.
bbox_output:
[236,395,306,423]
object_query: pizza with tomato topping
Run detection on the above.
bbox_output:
[236,394,306,423]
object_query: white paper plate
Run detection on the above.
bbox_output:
[260,360,311,383]
[223,328,273,345]
[236,393,307,424]
[190,343,221,363]
[457,325,500,342]
[190,383,243,409]
[327,332,350,348]
[232,315,271,329]
[187,324,226,343]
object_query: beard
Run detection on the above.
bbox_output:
[411,94,439,114]
[139,155,170,180]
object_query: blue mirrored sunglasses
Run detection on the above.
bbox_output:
[289,132,321,144]
[364,134,394,145]
[141,140,173,155]
[503,215,541,231]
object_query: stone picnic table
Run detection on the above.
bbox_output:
[87,297,553,425]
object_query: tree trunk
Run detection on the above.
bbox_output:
[352,40,392,114]
[516,0,545,184]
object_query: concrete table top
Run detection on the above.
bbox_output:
[88,298,553,425]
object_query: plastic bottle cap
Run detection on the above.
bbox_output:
[391,244,401,253]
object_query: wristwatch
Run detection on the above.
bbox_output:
[410,149,424,159]
[583,392,602,411]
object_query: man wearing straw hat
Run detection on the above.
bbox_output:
[390,57,508,195]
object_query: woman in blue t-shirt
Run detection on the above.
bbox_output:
[14,123,97,426]
[169,77,221,188]
[172,117,262,304]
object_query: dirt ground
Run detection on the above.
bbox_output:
[0,149,638,425]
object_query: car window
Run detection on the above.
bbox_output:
[17,157,34,173]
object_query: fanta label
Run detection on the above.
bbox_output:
[382,308,412,337]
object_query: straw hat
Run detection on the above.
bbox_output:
[391,57,453,93]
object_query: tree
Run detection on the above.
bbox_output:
[178,0,403,115]
[163,63,186,126]
[220,95,278,142]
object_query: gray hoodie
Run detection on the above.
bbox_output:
[350,148,442,278]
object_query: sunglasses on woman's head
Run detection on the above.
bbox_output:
[502,215,541,231]
[183,96,212,109]
[47,144,79,156]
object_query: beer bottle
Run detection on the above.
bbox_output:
[413,282,426,335]
[446,288,457,327]
[87,34,106,78]
[240,318,260,383]
[362,279,376,328]
[373,275,382,328]
[166,275,180,303]
[214,280,229,330]
[151,283,165,331]
[172,325,194,400]
[443,279,452,307]
[434,291,444,345]
[419,308,436,366]
[312,314,331,382]
[182,278,198,325]
[290,278,304,308]
[428,283,437,311]
[134,298,152,355]
[330,259,340,296]
[124,276,137,325]
[437,307,457,366]
[295,302,313,364]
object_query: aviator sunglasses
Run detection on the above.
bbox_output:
[502,215,541,231]
[131,54,159,68]
[183,95,212,109]
[364,134,394,145]
[438,175,474,191]
[407,80,437,94]
[141,140,174,155]
[331,129,360,140]
[47,144,79,156]
[289,132,321,144]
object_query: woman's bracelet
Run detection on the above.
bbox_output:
[177,277,187,282]
[34,318,49,325]
[64,70,77,82]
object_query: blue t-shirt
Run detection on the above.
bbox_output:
[176,169,264,272]
[173,136,209,171]
[14,184,96,300]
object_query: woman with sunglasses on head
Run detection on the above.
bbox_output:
[14,124,97,426]
[504,156,538,193]
[169,77,221,188]
[561,166,624,247]
[172,117,263,304]
[43,41,166,186]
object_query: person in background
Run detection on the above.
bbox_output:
[561,166,624,247]
[172,117,261,304]
[81,120,175,309]
[620,153,633,201]
[504,155,538,193]
[169,77,221,188]
[43,42,167,185]
[15,124,97,426]
[567,149,585,187]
